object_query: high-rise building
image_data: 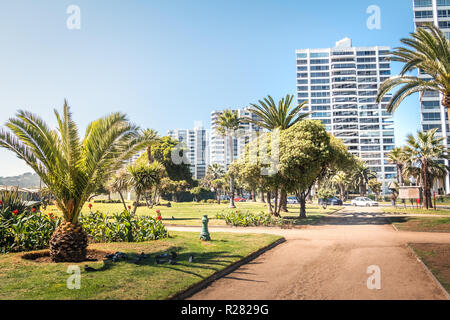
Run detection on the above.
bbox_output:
[296,38,396,193]
[210,108,262,168]
[412,0,450,192]
[168,122,209,180]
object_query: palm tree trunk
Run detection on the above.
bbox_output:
[133,193,140,215]
[252,189,256,202]
[261,190,265,203]
[423,162,430,210]
[118,191,128,211]
[229,177,236,208]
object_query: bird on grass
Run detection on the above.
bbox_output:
[169,259,178,265]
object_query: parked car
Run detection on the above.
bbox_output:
[233,197,247,202]
[351,197,379,207]
[318,197,343,206]
[287,196,299,204]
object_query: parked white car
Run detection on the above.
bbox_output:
[351,197,379,207]
[287,196,299,204]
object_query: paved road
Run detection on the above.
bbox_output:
[167,207,450,300]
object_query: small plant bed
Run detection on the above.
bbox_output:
[0,231,281,300]
[390,217,450,233]
[409,243,450,294]
[216,210,329,228]
[382,207,450,216]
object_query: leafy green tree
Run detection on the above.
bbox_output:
[402,129,449,209]
[368,179,382,200]
[0,102,154,262]
[377,25,450,121]
[279,120,337,218]
[215,110,242,208]
[247,94,309,211]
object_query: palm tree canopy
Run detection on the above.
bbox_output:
[0,101,155,222]
[352,160,377,185]
[215,109,241,137]
[247,94,309,130]
[404,128,448,164]
[377,24,450,112]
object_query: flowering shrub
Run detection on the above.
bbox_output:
[216,210,284,227]
[0,208,61,254]
[79,210,168,243]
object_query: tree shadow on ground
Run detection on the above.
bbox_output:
[314,211,402,226]
[86,247,244,280]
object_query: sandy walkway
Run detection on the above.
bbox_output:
[167,207,450,300]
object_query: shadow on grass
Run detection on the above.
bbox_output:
[89,247,244,280]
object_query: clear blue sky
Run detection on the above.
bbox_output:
[0,0,419,176]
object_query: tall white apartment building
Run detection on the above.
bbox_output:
[296,38,396,193]
[168,122,209,180]
[210,108,262,168]
[413,0,450,192]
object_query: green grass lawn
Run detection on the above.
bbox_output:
[409,243,450,294]
[0,231,282,300]
[44,201,341,226]
[382,207,450,216]
[390,217,450,233]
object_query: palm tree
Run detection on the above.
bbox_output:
[377,25,450,121]
[331,171,351,202]
[402,129,449,209]
[106,169,129,211]
[388,147,407,185]
[141,129,159,164]
[247,94,309,211]
[215,110,242,208]
[127,161,165,214]
[247,94,309,130]
[203,164,226,203]
[352,161,377,196]
[0,101,154,262]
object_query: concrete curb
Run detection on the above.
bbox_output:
[406,244,450,300]
[169,237,286,300]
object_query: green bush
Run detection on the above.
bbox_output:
[206,199,216,204]
[93,199,122,204]
[79,210,168,243]
[0,207,60,254]
[216,210,283,227]
[221,200,229,204]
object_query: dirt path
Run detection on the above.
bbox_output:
[167,207,450,300]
